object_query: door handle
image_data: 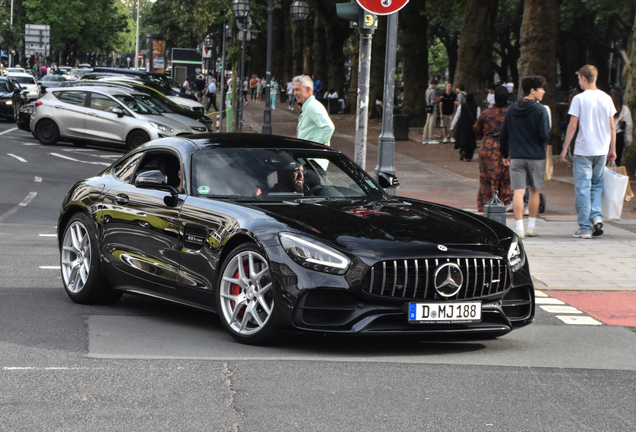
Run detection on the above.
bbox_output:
[54,105,63,109]
[88,112,98,117]
[115,194,129,205]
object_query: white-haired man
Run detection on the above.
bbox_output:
[292,75,335,146]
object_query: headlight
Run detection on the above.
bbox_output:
[148,121,174,133]
[29,90,38,95]
[507,235,526,272]
[5,100,12,105]
[279,233,350,275]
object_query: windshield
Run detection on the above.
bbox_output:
[11,76,35,85]
[43,75,65,82]
[114,93,171,115]
[191,148,383,201]
[147,75,175,94]
[7,69,24,73]
[0,81,10,92]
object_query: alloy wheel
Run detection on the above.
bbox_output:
[219,251,274,336]
[61,221,92,293]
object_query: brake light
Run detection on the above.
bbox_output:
[34,101,42,108]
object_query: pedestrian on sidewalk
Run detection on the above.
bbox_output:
[312,75,323,100]
[610,88,632,167]
[243,78,249,105]
[256,78,263,103]
[292,75,335,146]
[475,86,512,212]
[205,78,217,113]
[440,82,457,143]
[270,77,279,110]
[423,79,443,144]
[500,76,551,239]
[194,75,206,103]
[287,81,295,110]
[560,65,617,239]
[451,93,480,161]
[250,75,257,100]
[455,84,467,105]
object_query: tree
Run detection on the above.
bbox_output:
[518,0,560,146]
[454,0,499,99]
[623,11,636,176]
[400,0,428,126]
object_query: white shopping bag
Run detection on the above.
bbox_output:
[601,166,629,220]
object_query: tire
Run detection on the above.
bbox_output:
[10,102,18,123]
[216,243,280,345]
[126,130,150,150]
[36,119,60,145]
[60,212,122,304]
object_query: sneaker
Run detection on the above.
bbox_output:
[592,217,603,236]
[573,229,592,239]
[523,207,529,216]
[443,138,448,143]
[515,228,525,239]
[505,202,513,212]
[428,140,440,144]
[526,226,537,237]
[422,140,428,144]
[450,138,456,143]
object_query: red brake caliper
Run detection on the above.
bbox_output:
[230,265,250,318]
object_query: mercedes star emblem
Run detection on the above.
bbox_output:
[437,245,448,251]
[434,263,464,297]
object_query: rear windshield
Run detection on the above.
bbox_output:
[11,76,35,85]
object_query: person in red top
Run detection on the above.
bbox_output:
[249,75,257,101]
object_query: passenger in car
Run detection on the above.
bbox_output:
[269,162,306,193]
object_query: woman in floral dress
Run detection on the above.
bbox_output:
[474,86,512,212]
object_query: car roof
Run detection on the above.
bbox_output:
[49,85,145,97]
[6,72,33,77]
[94,67,149,77]
[182,133,333,151]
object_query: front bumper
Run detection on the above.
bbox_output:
[0,101,13,118]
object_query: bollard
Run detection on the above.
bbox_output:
[216,115,220,133]
[483,190,507,225]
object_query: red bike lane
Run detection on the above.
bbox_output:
[544,292,636,327]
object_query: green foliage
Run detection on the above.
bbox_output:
[428,39,448,77]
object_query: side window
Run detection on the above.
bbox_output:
[53,91,87,106]
[89,93,122,113]
[113,152,144,183]
[135,152,182,190]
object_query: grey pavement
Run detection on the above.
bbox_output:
[241,107,636,292]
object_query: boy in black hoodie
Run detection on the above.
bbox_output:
[500,76,550,239]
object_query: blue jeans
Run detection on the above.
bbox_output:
[573,155,606,231]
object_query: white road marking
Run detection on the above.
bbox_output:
[540,305,582,314]
[34,176,42,182]
[39,266,60,270]
[0,127,18,136]
[62,148,96,152]
[50,152,110,166]
[22,143,40,146]
[3,367,99,371]
[19,192,37,207]
[557,316,602,325]
[7,153,27,163]
[535,297,565,305]
[39,234,57,237]
[534,290,548,297]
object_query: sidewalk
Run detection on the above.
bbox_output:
[235,101,636,291]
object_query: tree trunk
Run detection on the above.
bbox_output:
[400,0,428,127]
[292,21,304,76]
[283,0,294,84]
[345,32,359,115]
[454,0,499,100]
[312,15,328,90]
[623,12,636,176]
[518,0,559,148]
[303,15,314,74]
[369,16,386,120]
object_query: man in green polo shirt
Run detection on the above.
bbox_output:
[292,75,335,146]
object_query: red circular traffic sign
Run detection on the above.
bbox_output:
[137,53,143,59]
[357,0,409,15]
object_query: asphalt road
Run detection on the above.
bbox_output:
[1,121,635,431]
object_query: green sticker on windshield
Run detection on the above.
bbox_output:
[198,186,210,195]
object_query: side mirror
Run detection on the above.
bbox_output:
[112,108,125,118]
[378,173,400,190]
[135,170,180,207]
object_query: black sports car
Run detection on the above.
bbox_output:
[57,134,534,344]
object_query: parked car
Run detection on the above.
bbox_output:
[77,79,212,130]
[93,67,199,103]
[56,134,535,345]
[5,72,40,101]
[30,86,207,149]
[0,76,25,122]
[66,68,93,80]
[17,101,34,131]
[39,74,71,94]
[3,67,26,75]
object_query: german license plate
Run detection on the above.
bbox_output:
[408,302,481,324]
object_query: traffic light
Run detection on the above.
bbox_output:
[336,3,377,33]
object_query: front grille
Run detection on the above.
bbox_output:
[361,258,509,301]
[193,107,204,114]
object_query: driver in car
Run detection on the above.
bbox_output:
[270,162,306,193]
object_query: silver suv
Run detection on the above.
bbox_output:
[30,86,208,149]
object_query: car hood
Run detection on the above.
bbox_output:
[136,115,192,133]
[167,95,203,109]
[161,113,207,131]
[0,92,12,98]
[247,198,508,259]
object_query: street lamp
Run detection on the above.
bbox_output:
[290,0,311,21]
[135,0,157,70]
[262,0,309,135]
[232,0,251,133]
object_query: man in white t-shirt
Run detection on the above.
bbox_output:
[560,65,617,239]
